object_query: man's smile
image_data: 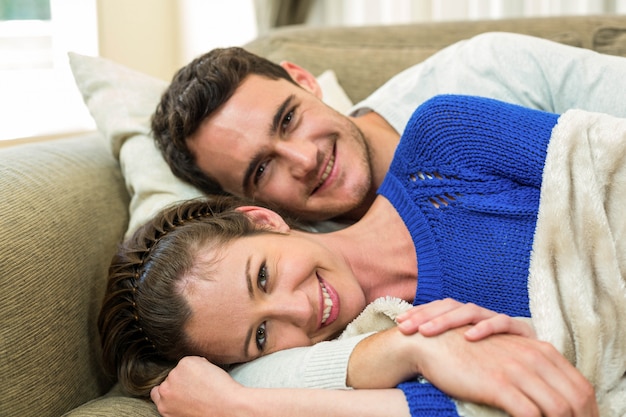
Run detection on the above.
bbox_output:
[312,144,336,195]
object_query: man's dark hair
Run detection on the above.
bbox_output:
[151,47,297,195]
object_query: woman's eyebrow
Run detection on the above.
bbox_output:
[243,256,254,360]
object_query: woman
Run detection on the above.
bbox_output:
[100,95,626,416]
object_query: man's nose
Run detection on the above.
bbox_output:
[275,140,317,179]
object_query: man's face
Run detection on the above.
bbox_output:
[187,74,373,221]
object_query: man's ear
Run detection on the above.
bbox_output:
[236,206,291,233]
[280,61,323,99]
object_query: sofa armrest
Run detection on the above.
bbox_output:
[0,134,130,416]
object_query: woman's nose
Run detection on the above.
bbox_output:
[275,140,317,179]
[266,291,314,330]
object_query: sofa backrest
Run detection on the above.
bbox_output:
[245,15,626,103]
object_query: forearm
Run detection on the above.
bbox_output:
[152,356,411,417]
[234,387,410,417]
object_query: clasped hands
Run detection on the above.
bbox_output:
[152,299,598,417]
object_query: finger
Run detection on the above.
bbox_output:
[497,363,563,417]
[397,299,467,334]
[464,315,536,341]
[415,303,496,336]
[513,342,597,417]
[483,379,541,417]
[396,299,462,322]
[535,344,598,417]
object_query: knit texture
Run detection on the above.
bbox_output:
[378,95,559,415]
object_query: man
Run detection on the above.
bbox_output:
[152,31,626,223]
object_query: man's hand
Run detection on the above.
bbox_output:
[395,298,536,340]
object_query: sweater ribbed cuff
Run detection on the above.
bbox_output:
[303,332,373,389]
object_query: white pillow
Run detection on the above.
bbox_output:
[68,52,353,237]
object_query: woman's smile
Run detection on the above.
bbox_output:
[318,274,340,328]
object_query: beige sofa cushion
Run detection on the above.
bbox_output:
[64,389,159,416]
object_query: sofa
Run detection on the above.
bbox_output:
[2,15,626,417]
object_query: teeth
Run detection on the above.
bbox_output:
[317,154,335,188]
[320,281,333,325]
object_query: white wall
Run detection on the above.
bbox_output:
[97,0,257,82]
[178,0,257,67]
[97,0,181,81]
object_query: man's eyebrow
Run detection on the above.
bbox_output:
[241,94,295,195]
[243,256,254,360]
[270,94,295,137]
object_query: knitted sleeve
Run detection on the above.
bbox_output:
[397,379,460,417]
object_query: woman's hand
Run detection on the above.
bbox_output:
[151,356,244,417]
[395,298,536,340]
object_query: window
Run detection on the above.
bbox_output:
[0,0,98,141]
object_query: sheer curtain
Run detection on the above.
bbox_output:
[307,0,626,27]
[254,0,316,35]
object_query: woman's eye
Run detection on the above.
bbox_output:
[258,263,268,290]
[256,322,267,351]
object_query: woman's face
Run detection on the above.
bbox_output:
[182,231,367,365]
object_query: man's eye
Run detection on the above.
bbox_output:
[254,161,268,184]
[258,263,268,290]
[256,322,267,351]
[281,110,294,131]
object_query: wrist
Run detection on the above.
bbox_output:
[392,326,425,377]
[234,387,269,417]
[347,327,422,388]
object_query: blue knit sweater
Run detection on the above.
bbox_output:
[378,95,560,416]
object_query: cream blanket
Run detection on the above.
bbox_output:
[526,109,626,416]
[347,109,626,416]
